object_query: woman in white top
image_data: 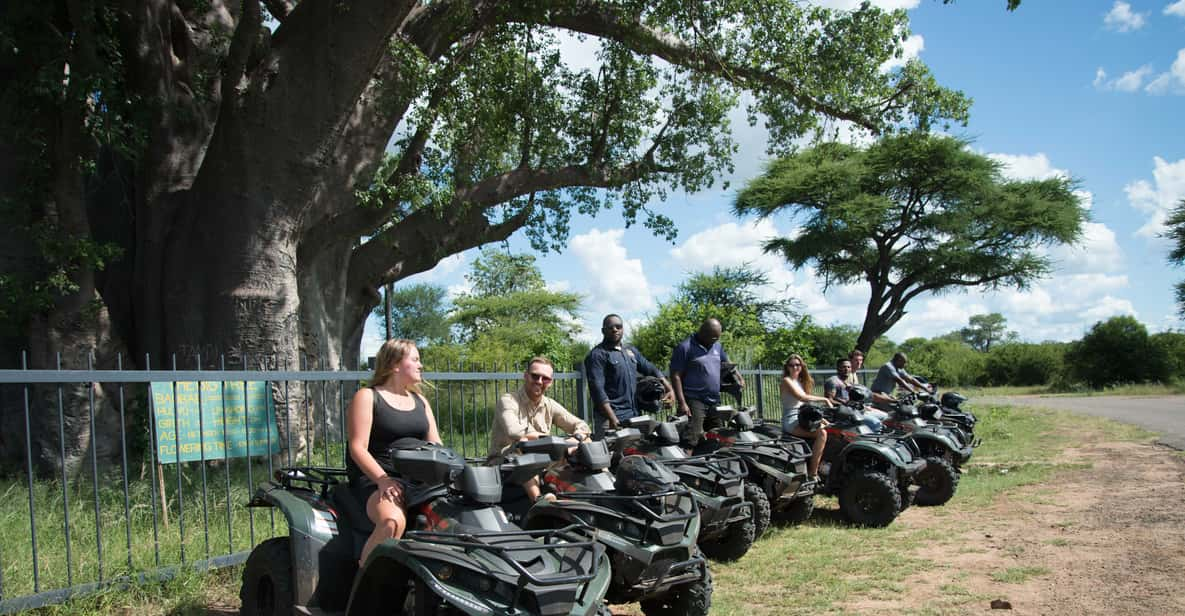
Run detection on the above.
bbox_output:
[779,354,832,479]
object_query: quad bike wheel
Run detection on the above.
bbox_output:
[239,537,294,616]
[698,512,755,562]
[638,548,713,616]
[914,456,959,506]
[744,482,771,539]
[773,493,815,525]
[838,470,902,527]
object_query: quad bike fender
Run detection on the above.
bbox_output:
[740,456,803,498]
[909,430,973,464]
[840,441,915,473]
[247,484,338,609]
[353,540,612,616]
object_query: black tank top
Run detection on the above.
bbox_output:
[347,387,429,481]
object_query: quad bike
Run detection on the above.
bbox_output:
[497,436,714,616]
[754,399,927,528]
[879,390,974,506]
[693,406,818,535]
[239,439,612,616]
[635,375,772,539]
[607,415,756,562]
[912,377,980,442]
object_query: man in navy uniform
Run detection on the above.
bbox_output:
[584,314,671,437]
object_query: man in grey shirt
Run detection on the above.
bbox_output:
[871,353,933,404]
[823,357,852,404]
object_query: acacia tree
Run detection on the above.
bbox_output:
[0,1,990,470]
[959,313,1014,352]
[733,132,1086,352]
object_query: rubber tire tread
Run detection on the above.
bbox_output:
[239,537,294,616]
[744,482,771,539]
[698,513,755,562]
[838,471,902,528]
[914,456,959,506]
[773,494,815,525]
[638,548,713,616]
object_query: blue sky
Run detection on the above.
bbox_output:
[363,0,1185,357]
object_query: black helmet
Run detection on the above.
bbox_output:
[615,455,679,496]
[941,391,967,411]
[847,385,871,403]
[797,405,824,432]
[720,361,743,406]
[636,376,667,413]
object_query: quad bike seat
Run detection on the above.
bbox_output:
[330,482,375,534]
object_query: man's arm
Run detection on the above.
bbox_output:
[823,377,840,403]
[669,344,690,414]
[584,350,617,425]
[489,394,525,458]
[550,401,591,440]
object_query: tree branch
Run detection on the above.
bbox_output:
[505,0,882,131]
[221,0,261,103]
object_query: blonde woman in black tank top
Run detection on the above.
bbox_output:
[346,339,442,566]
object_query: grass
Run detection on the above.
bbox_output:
[9,395,1167,615]
[989,566,1051,583]
[964,382,1185,397]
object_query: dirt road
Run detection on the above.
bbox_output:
[847,437,1185,615]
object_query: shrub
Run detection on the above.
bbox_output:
[982,342,1066,386]
[1065,316,1162,388]
[897,337,985,386]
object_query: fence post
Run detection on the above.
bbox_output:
[575,365,587,423]
[754,365,764,419]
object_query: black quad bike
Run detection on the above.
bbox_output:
[755,401,927,528]
[497,436,714,616]
[913,378,980,442]
[608,416,756,562]
[692,406,817,536]
[239,440,612,616]
[879,391,975,506]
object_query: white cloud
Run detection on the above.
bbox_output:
[1125,156,1185,237]
[416,253,466,281]
[1115,65,1155,91]
[1104,1,1148,31]
[1078,295,1138,322]
[1166,0,1185,17]
[1047,222,1125,274]
[1145,49,1185,94]
[880,34,925,72]
[988,152,1069,181]
[1097,50,1185,95]
[569,228,655,317]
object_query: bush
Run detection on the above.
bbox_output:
[982,342,1066,386]
[1150,331,1185,383]
[1065,316,1165,388]
[897,337,985,386]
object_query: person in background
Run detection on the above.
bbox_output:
[488,357,590,502]
[779,354,832,480]
[670,318,742,449]
[347,339,443,566]
[846,349,866,387]
[584,314,673,438]
[870,352,934,408]
[823,357,853,405]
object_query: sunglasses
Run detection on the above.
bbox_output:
[528,373,553,384]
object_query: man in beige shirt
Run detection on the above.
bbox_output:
[488,356,590,501]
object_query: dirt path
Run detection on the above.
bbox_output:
[846,438,1185,615]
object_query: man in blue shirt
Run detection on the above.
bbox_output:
[584,314,671,437]
[670,318,742,448]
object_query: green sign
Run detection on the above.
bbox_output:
[150,381,280,463]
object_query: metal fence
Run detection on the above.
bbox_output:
[0,358,873,613]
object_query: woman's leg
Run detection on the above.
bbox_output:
[359,491,407,567]
[792,427,827,477]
